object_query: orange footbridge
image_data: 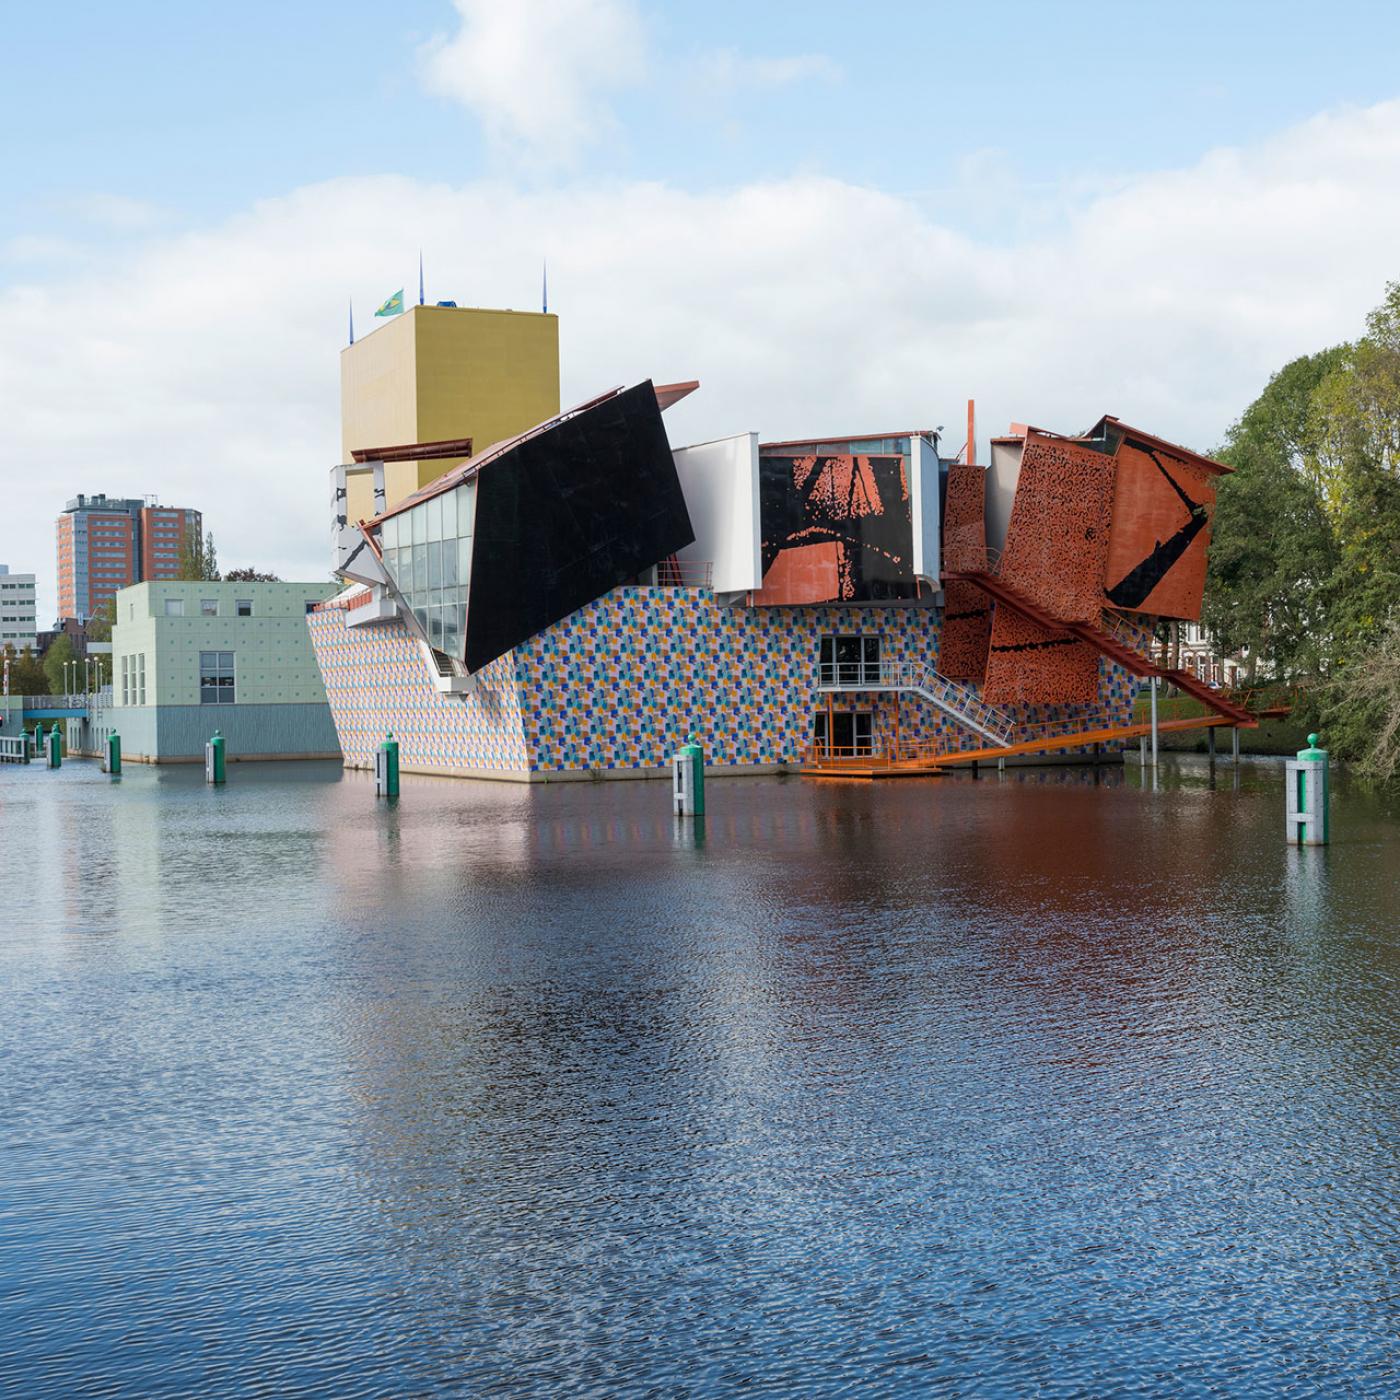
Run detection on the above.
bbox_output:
[803,564,1282,779]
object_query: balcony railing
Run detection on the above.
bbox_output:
[654,559,713,588]
[817,660,886,688]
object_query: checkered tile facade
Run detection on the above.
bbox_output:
[308,588,1141,777]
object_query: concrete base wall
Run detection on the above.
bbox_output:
[72,701,340,762]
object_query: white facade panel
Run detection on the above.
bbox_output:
[987,439,1026,554]
[672,433,762,594]
[908,434,941,588]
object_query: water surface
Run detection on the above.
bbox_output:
[2,757,1398,1397]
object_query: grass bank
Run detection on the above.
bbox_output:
[1131,691,1309,755]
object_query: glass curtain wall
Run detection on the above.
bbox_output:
[376,480,476,656]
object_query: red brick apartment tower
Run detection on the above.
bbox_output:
[56,496,141,620]
[56,494,203,621]
[140,506,201,581]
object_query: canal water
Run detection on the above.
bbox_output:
[2,757,1398,1398]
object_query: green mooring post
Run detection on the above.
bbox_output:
[1285,732,1330,846]
[672,734,705,816]
[375,730,400,798]
[45,722,61,769]
[205,730,226,785]
[106,732,122,776]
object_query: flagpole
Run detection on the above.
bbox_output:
[542,259,548,314]
[348,297,354,345]
[419,251,425,307]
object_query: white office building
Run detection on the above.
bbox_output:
[0,566,37,653]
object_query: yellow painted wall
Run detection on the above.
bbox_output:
[339,304,560,516]
[344,468,377,528]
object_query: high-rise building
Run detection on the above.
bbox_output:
[0,565,37,653]
[340,303,559,524]
[56,494,202,621]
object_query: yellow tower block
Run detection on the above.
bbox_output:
[340,304,560,524]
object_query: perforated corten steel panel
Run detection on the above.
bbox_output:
[983,432,1116,705]
[939,464,991,683]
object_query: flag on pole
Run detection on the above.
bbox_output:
[374,289,405,318]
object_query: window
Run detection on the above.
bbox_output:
[305,601,318,614]
[236,599,253,617]
[165,598,185,617]
[819,635,881,687]
[137,654,146,706]
[199,651,235,704]
[120,655,129,706]
[201,598,218,616]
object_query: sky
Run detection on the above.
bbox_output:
[6,0,1400,622]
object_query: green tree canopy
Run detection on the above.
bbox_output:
[178,528,220,581]
[2,646,49,695]
[42,634,76,694]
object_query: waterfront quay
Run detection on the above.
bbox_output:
[2,757,1398,1396]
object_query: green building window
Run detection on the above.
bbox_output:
[199,651,235,705]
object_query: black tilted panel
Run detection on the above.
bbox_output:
[463,381,695,673]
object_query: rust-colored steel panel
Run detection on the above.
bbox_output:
[982,610,1102,707]
[941,579,993,683]
[999,432,1117,622]
[981,431,1115,704]
[940,464,991,682]
[749,541,841,606]
[1102,434,1218,620]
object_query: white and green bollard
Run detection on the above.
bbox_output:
[672,735,705,817]
[205,730,226,784]
[45,722,62,769]
[374,731,400,798]
[104,732,122,775]
[1285,733,1329,845]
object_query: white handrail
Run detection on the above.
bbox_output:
[817,659,1016,746]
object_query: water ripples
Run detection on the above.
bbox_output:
[2,759,1398,1396]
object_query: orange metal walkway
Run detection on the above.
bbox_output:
[800,711,1273,780]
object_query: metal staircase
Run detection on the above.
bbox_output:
[818,660,1016,747]
[941,564,1258,728]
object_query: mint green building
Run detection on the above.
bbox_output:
[78,581,341,762]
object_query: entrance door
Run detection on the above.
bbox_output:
[814,710,874,756]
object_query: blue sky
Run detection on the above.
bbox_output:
[5,1,1400,618]
[8,0,1400,242]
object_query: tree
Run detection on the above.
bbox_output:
[1325,613,1400,781]
[1204,351,1340,681]
[223,567,280,582]
[86,596,116,643]
[42,634,75,694]
[2,646,48,695]
[178,528,220,581]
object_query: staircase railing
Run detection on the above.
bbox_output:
[815,659,1017,746]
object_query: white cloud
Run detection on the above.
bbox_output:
[696,49,842,91]
[419,0,647,163]
[71,194,166,233]
[6,99,1400,623]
